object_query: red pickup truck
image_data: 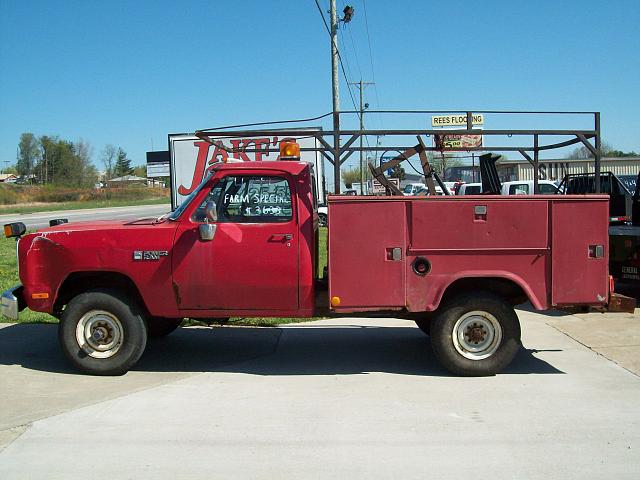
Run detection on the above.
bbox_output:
[2,160,631,376]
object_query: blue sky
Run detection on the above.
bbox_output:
[1,0,639,171]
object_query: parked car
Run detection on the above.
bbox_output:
[501,180,558,195]
[442,182,457,195]
[414,186,444,196]
[618,175,637,195]
[318,205,328,227]
[558,172,634,224]
[457,183,482,195]
[402,183,426,195]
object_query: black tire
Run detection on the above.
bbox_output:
[147,317,183,338]
[430,292,521,376]
[318,213,328,227]
[58,289,147,376]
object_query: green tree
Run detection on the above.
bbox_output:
[341,166,372,188]
[16,133,39,177]
[74,139,98,186]
[388,165,405,181]
[34,136,97,187]
[430,152,461,180]
[132,165,147,178]
[566,141,615,159]
[114,148,133,177]
[101,144,117,180]
[605,149,638,157]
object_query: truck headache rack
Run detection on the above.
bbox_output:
[366,136,450,196]
[558,171,634,224]
[194,110,603,194]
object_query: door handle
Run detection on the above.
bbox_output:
[270,233,293,242]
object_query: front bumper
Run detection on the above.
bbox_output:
[1,285,25,321]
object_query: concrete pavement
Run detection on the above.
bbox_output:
[547,309,640,376]
[0,310,639,479]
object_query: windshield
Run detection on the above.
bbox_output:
[168,171,215,221]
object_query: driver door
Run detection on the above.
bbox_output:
[171,173,299,311]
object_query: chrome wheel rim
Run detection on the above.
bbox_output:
[452,311,502,360]
[76,310,124,359]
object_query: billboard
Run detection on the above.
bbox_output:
[371,178,400,194]
[169,130,324,208]
[431,114,484,127]
[434,133,483,150]
[432,115,483,151]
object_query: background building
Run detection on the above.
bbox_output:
[497,156,640,182]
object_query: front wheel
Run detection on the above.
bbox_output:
[430,292,521,376]
[58,289,148,375]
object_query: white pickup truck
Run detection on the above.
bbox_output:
[501,180,559,195]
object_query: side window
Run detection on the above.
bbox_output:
[540,183,558,194]
[510,184,529,194]
[193,176,292,223]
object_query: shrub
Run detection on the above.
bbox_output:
[0,185,169,205]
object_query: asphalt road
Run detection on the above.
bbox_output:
[0,309,638,479]
[0,204,171,230]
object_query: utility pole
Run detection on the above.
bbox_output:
[349,80,374,194]
[43,144,48,185]
[330,0,341,193]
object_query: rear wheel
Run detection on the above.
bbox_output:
[430,292,521,376]
[318,213,328,227]
[58,289,147,375]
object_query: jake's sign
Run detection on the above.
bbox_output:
[169,131,324,209]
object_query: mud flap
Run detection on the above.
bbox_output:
[607,292,636,313]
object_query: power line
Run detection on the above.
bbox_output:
[313,0,360,119]
[337,28,355,92]
[362,0,380,108]
[344,23,363,81]
[313,0,331,34]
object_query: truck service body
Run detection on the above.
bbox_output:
[2,160,632,376]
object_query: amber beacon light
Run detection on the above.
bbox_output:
[4,222,26,239]
[279,140,301,160]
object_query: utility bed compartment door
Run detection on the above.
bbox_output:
[410,199,549,250]
[552,199,609,305]
[328,201,406,309]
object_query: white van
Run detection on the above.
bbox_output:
[501,180,558,195]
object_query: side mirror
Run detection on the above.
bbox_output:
[49,218,69,227]
[199,223,217,242]
[205,201,218,222]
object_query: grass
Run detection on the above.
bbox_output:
[0,196,170,215]
[0,227,328,327]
